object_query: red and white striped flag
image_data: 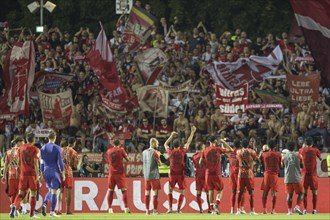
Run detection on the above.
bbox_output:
[290,0,330,87]
[95,22,113,62]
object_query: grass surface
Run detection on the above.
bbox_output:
[1,213,329,220]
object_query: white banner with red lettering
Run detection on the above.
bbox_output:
[207,46,283,90]
[1,178,329,213]
[38,89,73,129]
[137,86,168,118]
[215,84,248,116]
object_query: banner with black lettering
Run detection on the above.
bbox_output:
[286,73,320,113]
[215,84,248,116]
[38,89,73,129]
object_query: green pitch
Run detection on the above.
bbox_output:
[1,213,329,220]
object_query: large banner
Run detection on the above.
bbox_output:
[137,86,168,118]
[207,46,283,90]
[1,40,35,115]
[290,0,330,87]
[286,73,320,113]
[135,48,168,85]
[122,5,157,52]
[159,80,191,92]
[215,84,248,115]
[38,89,73,129]
[1,178,329,213]
[33,71,73,92]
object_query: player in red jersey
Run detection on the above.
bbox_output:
[2,137,24,216]
[299,137,322,214]
[58,137,78,215]
[260,140,282,214]
[191,142,211,213]
[10,133,40,218]
[200,136,233,215]
[164,125,196,214]
[107,138,130,214]
[236,138,258,215]
[228,139,246,214]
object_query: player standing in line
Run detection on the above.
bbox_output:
[236,139,258,215]
[299,137,321,214]
[58,137,78,215]
[2,137,24,216]
[40,131,65,217]
[191,142,211,213]
[165,125,196,214]
[107,138,130,214]
[200,136,233,215]
[143,138,161,215]
[282,141,304,215]
[260,140,282,214]
[228,139,246,214]
[10,133,40,218]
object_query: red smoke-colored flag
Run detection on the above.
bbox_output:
[86,23,129,110]
[290,0,330,87]
[0,40,35,115]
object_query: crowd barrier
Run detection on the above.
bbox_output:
[1,177,329,213]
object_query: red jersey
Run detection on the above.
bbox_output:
[139,124,153,135]
[261,150,282,175]
[299,147,321,176]
[166,147,187,175]
[228,148,239,175]
[18,144,39,177]
[156,125,172,138]
[107,147,128,175]
[5,147,19,179]
[237,148,258,178]
[202,145,226,175]
[192,151,206,179]
[62,147,78,178]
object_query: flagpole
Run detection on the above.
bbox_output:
[152,96,158,131]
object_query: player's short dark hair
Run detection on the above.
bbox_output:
[113,138,121,146]
[233,139,241,148]
[268,139,276,150]
[208,136,217,143]
[48,131,56,140]
[241,138,249,148]
[287,141,295,151]
[26,132,35,143]
[68,137,76,145]
[305,136,313,146]
[172,138,180,148]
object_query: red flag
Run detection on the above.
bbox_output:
[1,40,35,115]
[86,23,129,109]
[290,0,330,87]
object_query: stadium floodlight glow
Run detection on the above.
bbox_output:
[27,0,56,27]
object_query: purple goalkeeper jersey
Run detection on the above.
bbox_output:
[40,143,64,173]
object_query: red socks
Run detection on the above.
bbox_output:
[272,196,277,210]
[231,192,236,209]
[14,194,23,210]
[249,194,254,209]
[262,195,267,209]
[153,195,158,210]
[107,191,114,209]
[122,190,128,208]
[145,195,150,210]
[168,193,173,209]
[30,196,36,216]
[178,194,184,211]
[196,194,202,211]
[312,194,317,210]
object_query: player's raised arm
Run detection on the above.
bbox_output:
[184,125,197,150]
[219,138,233,153]
[164,132,177,150]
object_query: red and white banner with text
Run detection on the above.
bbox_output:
[286,73,320,114]
[38,89,73,129]
[207,46,283,90]
[215,84,248,116]
[1,178,329,213]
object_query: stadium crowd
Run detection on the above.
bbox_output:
[0,0,329,178]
